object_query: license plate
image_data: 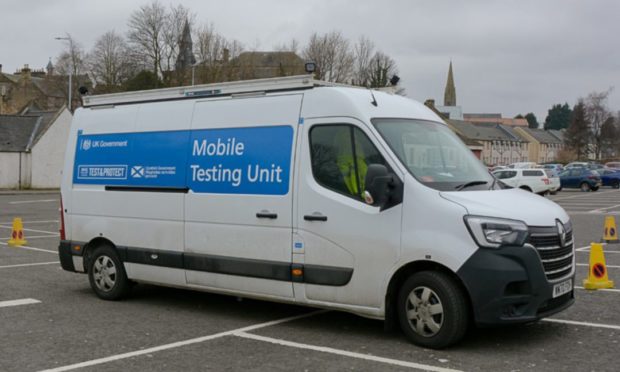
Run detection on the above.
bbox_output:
[553,279,572,298]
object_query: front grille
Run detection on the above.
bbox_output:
[528,225,574,282]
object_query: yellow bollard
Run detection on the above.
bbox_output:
[7,218,28,247]
[583,242,614,290]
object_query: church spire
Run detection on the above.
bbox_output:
[443,61,456,106]
[175,20,196,71]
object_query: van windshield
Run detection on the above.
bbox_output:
[372,118,494,191]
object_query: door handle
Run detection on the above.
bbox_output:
[304,214,328,222]
[256,212,278,219]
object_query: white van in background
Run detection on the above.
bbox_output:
[58,76,574,349]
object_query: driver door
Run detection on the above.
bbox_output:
[293,118,403,309]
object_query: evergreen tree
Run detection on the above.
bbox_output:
[544,103,572,130]
[525,113,539,129]
[564,101,590,160]
[123,70,162,91]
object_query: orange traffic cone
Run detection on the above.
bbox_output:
[7,218,27,247]
[583,242,614,290]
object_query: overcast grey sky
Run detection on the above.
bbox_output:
[1,0,619,123]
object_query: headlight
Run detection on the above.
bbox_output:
[464,216,529,249]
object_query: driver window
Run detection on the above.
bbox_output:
[310,125,388,200]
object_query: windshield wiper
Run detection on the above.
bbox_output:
[455,180,488,191]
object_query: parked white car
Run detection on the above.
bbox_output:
[507,162,538,169]
[493,168,551,195]
[543,169,561,194]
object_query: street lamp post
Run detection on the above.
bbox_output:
[55,36,73,111]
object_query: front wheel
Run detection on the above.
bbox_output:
[611,180,619,189]
[580,182,591,192]
[88,245,131,300]
[397,271,469,349]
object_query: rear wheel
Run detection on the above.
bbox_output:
[519,186,532,192]
[397,271,469,349]
[580,182,591,192]
[88,245,131,300]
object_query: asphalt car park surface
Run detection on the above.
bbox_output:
[1,190,619,372]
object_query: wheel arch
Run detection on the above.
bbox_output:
[83,237,118,273]
[384,260,472,330]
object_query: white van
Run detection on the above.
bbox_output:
[58,76,574,348]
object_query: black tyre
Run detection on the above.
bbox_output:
[557,186,562,192]
[519,186,532,192]
[397,271,469,349]
[580,182,591,192]
[591,186,599,192]
[88,245,131,300]
[612,180,619,189]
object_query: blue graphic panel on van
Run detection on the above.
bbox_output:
[73,126,294,195]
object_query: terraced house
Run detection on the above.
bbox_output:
[514,127,565,164]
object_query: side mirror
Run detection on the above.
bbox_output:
[364,164,392,209]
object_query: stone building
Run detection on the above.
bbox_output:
[0,63,66,115]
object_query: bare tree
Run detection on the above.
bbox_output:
[87,31,133,92]
[274,39,300,54]
[194,23,243,83]
[54,34,87,109]
[303,31,354,83]
[584,89,613,160]
[368,51,398,88]
[127,1,167,80]
[351,36,374,86]
[55,34,86,78]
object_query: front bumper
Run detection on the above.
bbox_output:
[457,245,574,326]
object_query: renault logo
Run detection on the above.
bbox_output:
[556,220,566,247]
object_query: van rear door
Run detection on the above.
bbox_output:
[184,94,302,299]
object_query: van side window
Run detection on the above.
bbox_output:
[310,125,388,200]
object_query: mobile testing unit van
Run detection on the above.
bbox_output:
[58,75,575,348]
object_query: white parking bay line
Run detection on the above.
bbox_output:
[0,298,41,308]
[234,332,461,372]
[8,199,58,204]
[543,318,620,330]
[575,286,620,293]
[0,241,58,254]
[0,262,59,269]
[590,204,620,213]
[0,226,59,235]
[0,220,59,225]
[0,234,60,241]
[551,190,619,201]
[40,310,327,372]
[576,263,620,268]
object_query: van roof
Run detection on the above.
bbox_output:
[82,75,348,108]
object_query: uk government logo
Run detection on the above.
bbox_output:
[81,139,92,151]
